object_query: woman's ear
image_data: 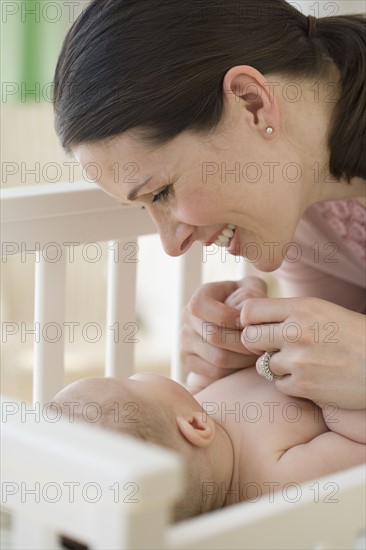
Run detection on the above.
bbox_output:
[176,411,216,448]
[222,65,280,134]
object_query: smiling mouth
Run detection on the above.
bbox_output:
[205,224,236,247]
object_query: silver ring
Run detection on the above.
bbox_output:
[259,351,276,381]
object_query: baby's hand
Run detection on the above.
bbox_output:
[185,277,268,395]
[225,276,268,310]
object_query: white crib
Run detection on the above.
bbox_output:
[1,182,365,550]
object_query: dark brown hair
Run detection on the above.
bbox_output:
[53,0,366,183]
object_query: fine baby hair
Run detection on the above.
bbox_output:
[51,375,217,523]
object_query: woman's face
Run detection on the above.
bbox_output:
[73,69,309,271]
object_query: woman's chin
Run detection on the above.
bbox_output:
[251,258,283,272]
[226,229,284,271]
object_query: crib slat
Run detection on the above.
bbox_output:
[105,239,138,378]
[34,252,66,405]
[171,242,203,383]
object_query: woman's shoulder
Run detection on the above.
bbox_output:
[309,197,365,262]
[274,196,366,291]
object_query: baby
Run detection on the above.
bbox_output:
[52,371,365,522]
[51,284,365,523]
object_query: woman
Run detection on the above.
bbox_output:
[53,0,365,409]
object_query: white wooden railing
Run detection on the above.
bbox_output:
[2,181,241,403]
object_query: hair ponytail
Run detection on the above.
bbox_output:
[315,14,366,182]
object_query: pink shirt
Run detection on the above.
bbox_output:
[273,198,366,314]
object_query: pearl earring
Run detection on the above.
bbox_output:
[266,127,274,134]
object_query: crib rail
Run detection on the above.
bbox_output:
[1,181,156,245]
[1,394,365,550]
[167,465,366,549]
[1,395,183,550]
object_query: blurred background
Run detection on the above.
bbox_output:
[1,0,363,404]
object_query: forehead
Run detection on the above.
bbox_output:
[74,132,157,166]
[74,131,195,180]
[73,136,153,199]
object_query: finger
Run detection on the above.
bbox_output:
[195,334,258,369]
[201,321,255,355]
[185,317,259,363]
[224,288,246,308]
[240,297,302,327]
[255,351,281,379]
[189,281,241,328]
[241,322,281,354]
[255,350,296,379]
[225,277,268,308]
[241,320,304,355]
[225,289,264,309]
[274,375,305,399]
[186,298,248,354]
[236,276,268,296]
[181,322,257,370]
[206,344,257,370]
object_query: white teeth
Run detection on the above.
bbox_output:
[214,224,236,247]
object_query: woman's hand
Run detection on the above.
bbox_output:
[240,296,366,409]
[182,276,267,393]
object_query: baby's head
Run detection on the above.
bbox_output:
[51,374,225,521]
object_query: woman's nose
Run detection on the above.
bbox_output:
[158,223,194,257]
[145,207,195,256]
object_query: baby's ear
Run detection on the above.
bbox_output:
[176,411,215,448]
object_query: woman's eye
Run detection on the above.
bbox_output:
[151,185,174,204]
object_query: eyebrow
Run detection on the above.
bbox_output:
[127,177,153,201]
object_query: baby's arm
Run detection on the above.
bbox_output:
[272,431,365,486]
[318,404,365,444]
[269,394,365,482]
